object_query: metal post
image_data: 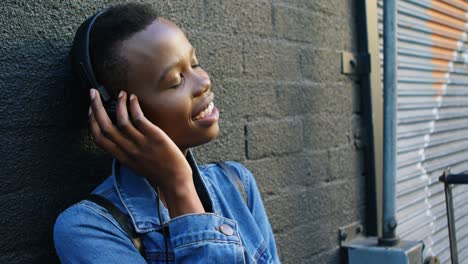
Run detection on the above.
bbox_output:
[443,182,458,264]
[379,0,399,246]
[439,168,462,264]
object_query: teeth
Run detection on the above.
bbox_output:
[195,102,214,120]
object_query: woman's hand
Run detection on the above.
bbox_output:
[89,89,204,217]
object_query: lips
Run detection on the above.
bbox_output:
[192,92,215,120]
[194,102,215,120]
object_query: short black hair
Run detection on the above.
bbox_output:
[90,3,159,96]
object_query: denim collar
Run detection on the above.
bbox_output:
[112,150,214,233]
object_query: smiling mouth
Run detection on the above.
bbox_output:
[194,101,215,120]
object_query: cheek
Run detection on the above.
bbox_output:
[143,98,191,129]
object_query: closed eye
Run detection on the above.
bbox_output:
[191,63,201,68]
[170,73,185,89]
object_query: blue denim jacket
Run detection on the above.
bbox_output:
[54,159,280,263]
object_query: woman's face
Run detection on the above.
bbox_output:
[120,18,220,150]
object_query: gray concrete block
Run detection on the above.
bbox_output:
[246,118,303,160]
[194,120,245,164]
[264,179,366,233]
[0,249,57,264]
[0,188,58,260]
[244,150,329,195]
[302,113,352,151]
[300,48,350,83]
[270,183,365,262]
[301,248,342,264]
[244,39,301,81]
[273,5,343,49]
[203,0,273,36]
[273,0,347,17]
[276,82,356,117]
[0,37,70,128]
[187,32,244,80]
[215,80,358,122]
[150,0,206,31]
[275,222,336,262]
[328,145,365,182]
[273,82,309,117]
[0,126,112,263]
[341,1,359,52]
[0,127,111,191]
[213,79,279,120]
[273,0,359,51]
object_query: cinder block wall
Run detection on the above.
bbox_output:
[0,0,366,263]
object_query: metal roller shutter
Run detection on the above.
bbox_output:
[378,1,468,263]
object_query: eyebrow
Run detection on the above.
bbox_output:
[158,47,195,84]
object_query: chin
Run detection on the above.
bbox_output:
[199,124,220,145]
[186,124,220,149]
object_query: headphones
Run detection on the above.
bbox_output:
[70,9,118,123]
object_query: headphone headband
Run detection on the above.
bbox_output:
[71,9,112,102]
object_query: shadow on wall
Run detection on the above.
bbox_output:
[1,33,112,262]
[0,2,217,262]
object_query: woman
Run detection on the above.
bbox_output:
[54,3,279,263]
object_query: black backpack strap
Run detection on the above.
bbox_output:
[85,194,145,256]
[218,162,248,205]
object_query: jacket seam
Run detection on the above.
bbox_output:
[168,212,237,224]
[252,240,267,262]
[94,187,114,197]
[80,203,129,237]
[173,239,242,250]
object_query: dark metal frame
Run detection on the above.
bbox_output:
[355,0,384,237]
[438,168,468,264]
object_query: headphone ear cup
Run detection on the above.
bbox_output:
[104,100,117,124]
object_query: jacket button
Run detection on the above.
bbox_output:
[218,224,234,236]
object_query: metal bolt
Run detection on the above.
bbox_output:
[356,225,362,234]
[424,256,440,264]
[439,167,451,183]
[350,59,357,67]
[388,219,397,230]
[339,231,347,240]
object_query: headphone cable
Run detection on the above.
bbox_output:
[156,187,169,264]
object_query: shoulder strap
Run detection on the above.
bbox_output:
[218,162,248,205]
[85,194,145,256]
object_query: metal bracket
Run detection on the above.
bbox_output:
[438,167,468,264]
[341,52,371,75]
[339,222,364,247]
[424,256,441,264]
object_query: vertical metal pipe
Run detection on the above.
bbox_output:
[444,182,459,264]
[379,0,399,245]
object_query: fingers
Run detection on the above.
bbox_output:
[116,91,144,143]
[89,89,136,152]
[128,94,166,140]
[89,110,129,164]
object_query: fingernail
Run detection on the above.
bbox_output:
[90,89,96,100]
[130,94,135,101]
[88,106,92,117]
[118,90,125,98]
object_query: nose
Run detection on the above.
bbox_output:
[192,71,211,97]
